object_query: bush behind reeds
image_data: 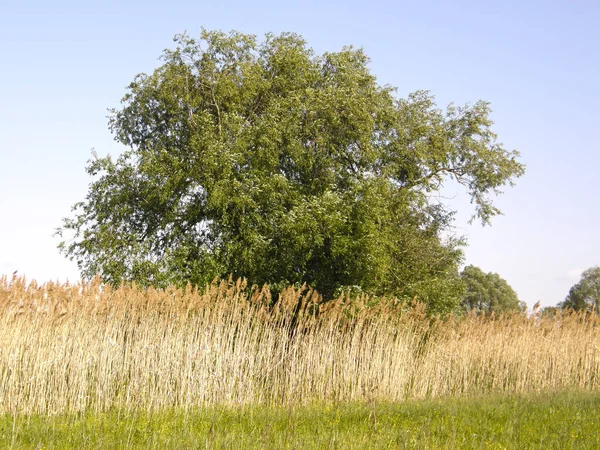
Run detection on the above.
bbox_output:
[0,275,598,414]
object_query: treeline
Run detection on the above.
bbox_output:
[54,28,596,316]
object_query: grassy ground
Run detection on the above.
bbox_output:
[2,279,600,448]
[1,390,599,449]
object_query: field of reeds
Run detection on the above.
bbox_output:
[1,275,599,415]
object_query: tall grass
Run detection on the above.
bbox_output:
[0,275,599,414]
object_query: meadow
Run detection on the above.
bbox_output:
[1,275,599,447]
[2,391,599,448]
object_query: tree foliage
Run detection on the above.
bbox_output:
[460,265,523,314]
[560,267,600,312]
[58,29,525,313]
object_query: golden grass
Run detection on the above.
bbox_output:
[0,275,599,414]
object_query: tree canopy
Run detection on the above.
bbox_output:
[58,29,525,314]
[460,265,523,314]
[560,267,600,312]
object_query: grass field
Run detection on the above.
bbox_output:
[2,276,600,413]
[1,275,600,447]
[1,390,599,449]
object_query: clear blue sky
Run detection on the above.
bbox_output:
[1,0,598,308]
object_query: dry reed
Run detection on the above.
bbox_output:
[0,275,599,414]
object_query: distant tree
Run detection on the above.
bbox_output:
[460,265,522,314]
[57,29,524,314]
[540,306,561,318]
[560,267,600,312]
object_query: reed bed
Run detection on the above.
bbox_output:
[0,275,599,414]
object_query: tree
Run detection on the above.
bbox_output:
[57,29,525,314]
[560,266,600,312]
[460,265,523,314]
[540,306,561,318]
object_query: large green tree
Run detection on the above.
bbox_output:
[460,265,523,314]
[560,267,600,312]
[57,29,524,313]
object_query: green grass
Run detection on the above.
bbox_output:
[1,390,599,449]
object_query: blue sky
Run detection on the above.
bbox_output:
[1,0,598,308]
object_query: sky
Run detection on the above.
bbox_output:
[1,0,598,308]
